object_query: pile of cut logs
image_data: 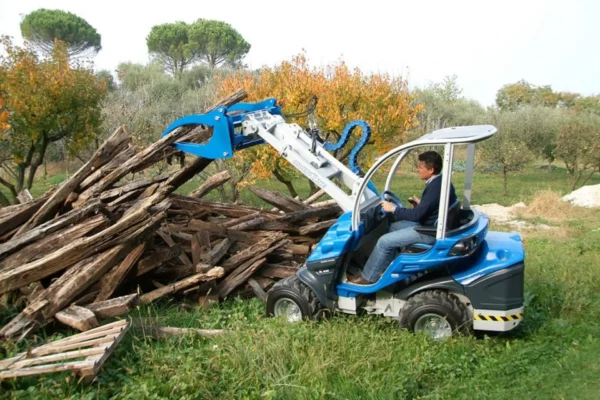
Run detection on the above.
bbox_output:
[0,89,341,341]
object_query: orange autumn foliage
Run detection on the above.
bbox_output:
[0,35,106,194]
[214,52,422,182]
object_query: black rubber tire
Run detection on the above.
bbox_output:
[265,276,321,321]
[399,290,471,336]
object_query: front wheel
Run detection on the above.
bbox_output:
[265,276,321,322]
[399,290,471,340]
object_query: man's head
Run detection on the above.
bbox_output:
[417,151,442,180]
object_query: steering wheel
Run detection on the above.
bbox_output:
[382,190,404,209]
[379,190,404,218]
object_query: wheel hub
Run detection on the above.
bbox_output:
[273,298,303,322]
[414,313,453,340]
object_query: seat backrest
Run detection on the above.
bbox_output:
[433,200,461,230]
[447,200,461,230]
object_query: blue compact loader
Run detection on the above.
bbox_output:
[162,98,525,339]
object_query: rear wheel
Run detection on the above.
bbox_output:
[399,290,471,340]
[266,276,321,322]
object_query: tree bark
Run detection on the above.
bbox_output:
[25,134,49,190]
[579,168,598,188]
[15,144,35,193]
[0,176,18,202]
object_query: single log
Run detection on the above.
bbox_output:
[95,242,147,302]
[303,189,326,205]
[55,305,99,331]
[256,264,299,279]
[222,212,262,228]
[200,238,232,266]
[78,145,136,191]
[131,319,225,338]
[281,243,310,255]
[217,258,266,299]
[277,204,342,223]
[221,233,287,273]
[100,175,169,202]
[246,185,307,212]
[298,219,336,235]
[311,199,338,208]
[138,182,160,199]
[0,214,108,271]
[162,157,213,194]
[247,278,267,302]
[0,200,104,259]
[140,267,224,304]
[255,220,299,233]
[229,216,269,231]
[136,245,182,277]
[190,170,231,198]
[86,294,139,319]
[16,126,130,235]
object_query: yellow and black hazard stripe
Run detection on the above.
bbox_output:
[474,313,523,322]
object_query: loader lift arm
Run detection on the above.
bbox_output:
[161,98,379,212]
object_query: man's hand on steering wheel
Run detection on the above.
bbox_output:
[381,200,397,213]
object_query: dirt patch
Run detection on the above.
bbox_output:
[472,202,553,231]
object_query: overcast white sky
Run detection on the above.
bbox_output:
[0,0,598,106]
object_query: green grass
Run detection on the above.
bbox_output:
[1,167,600,399]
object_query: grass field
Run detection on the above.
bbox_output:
[1,166,599,399]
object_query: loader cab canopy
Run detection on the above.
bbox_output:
[351,125,497,240]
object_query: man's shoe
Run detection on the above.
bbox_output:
[347,275,372,285]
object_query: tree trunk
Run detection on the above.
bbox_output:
[0,176,18,202]
[503,166,508,196]
[26,135,50,190]
[15,144,36,193]
[272,168,299,199]
[571,169,583,191]
[579,168,598,188]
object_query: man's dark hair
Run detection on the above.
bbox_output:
[418,151,443,174]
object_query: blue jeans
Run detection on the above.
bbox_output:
[361,220,435,282]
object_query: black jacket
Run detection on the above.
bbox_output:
[392,175,457,227]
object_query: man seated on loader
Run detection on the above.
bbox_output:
[348,151,457,285]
